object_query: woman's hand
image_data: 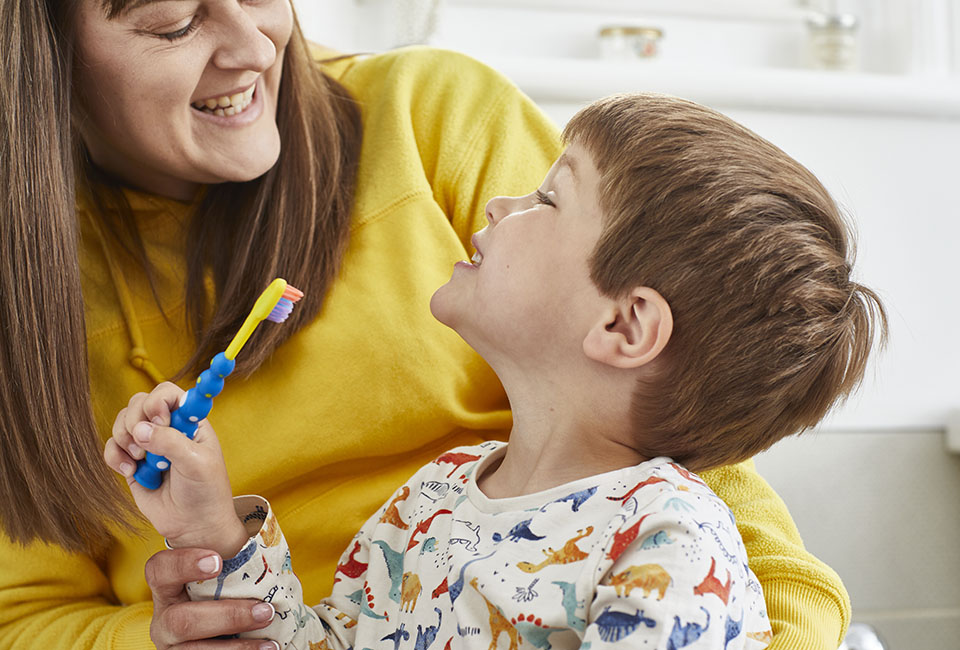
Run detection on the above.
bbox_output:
[146,547,279,650]
[103,382,248,557]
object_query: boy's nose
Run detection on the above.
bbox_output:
[484,196,511,225]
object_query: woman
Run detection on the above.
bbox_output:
[0,1,850,648]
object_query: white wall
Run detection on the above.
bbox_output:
[294,2,960,647]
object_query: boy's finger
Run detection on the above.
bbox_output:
[143,382,185,426]
[103,438,136,478]
[131,423,207,475]
[112,407,145,460]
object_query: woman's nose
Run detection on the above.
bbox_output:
[211,6,277,72]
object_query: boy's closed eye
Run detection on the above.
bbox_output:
[535,189,555,207]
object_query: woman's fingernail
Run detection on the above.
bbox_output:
[252,602,275,622]
[197,555,220,574]
[119,462,133,476]
[259,642,280,650]
[151,415,166,425]
[132,422,153,443]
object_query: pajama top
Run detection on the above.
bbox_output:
[190,441,772,650]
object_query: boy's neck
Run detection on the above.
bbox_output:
[476,383,648,500]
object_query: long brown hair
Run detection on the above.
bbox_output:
[0,0,362,554]
[565,93,887,472]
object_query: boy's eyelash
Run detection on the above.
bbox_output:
[535,190,555,207]
[156,17,200,41]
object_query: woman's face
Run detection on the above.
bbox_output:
[74,0,294,200]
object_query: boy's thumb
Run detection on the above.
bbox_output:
[132,422,201,470]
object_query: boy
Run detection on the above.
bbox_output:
[105,93,885,649]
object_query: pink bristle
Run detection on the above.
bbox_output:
[282,285,304,302]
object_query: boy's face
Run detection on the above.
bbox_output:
[431,143,607,366]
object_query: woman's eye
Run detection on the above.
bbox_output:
[535,189,555,207]
[155,17,199,41]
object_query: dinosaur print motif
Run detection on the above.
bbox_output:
[492,518,546,543]
[594,607,656,642]
[748,629,773,644]
[664,497,696,512]
[667,607,711,650]
[379,486,411,530]
[541,487,597,512]
[449,552,496,603]
[513,614,565,649]
[669,462,707,486]
[640,530,674,550]
[552,581,586,632]
[261,512,283,547]
[414,607,443,650]
[517,527,594,573]
[606,514,652,562]
[724,608,744,649]
[381,623,409,650]
[607,477,668,502]
[214,539,257,599]
[308,640,331,650]
[450,519,481,553]
[693,557,732,605]
[407,509,453,551]
[372,539,405,603]
[470,577,520,650]
[434,451,482,478]
[401,572,422,612]
[608,564,672,600]
[431,577,449,600]
[334,540,368,583]
[346,586,389,621]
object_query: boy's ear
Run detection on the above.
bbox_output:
[582,287,673,369]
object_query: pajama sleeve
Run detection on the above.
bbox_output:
[585,491,771,650]
[186,496,360,650]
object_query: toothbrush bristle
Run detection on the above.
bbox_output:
[265,284,303,323]
[282,285,304,302]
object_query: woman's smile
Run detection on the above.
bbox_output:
[191,79,264,126]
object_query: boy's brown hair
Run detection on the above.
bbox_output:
[563,93,887,472]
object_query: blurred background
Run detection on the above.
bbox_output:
[292,1,960,648]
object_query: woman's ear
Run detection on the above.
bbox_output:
[582,287,673,369]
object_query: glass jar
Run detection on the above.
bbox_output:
[599,26,664,61]
[806,12,860,71]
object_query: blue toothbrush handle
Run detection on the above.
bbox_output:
[132,353,236,489]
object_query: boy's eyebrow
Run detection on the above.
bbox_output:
[557,151,579,187]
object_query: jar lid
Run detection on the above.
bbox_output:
[599,25,663,39]
[806,12,858,30]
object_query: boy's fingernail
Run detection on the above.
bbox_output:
[128,443,143,458]
[259,642,280,650]
[151,415,166,425]
[197,555,220,574]
[132,422,152,443]
[252,602,275,622]
[119,462,133,476]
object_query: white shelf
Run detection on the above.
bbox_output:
[480,56,960,119]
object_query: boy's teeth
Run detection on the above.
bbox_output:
[193,84,256,115]
[471,252,483,265]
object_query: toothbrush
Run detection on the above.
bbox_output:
[132,278,304,490]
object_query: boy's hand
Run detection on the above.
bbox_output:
[103,382,249,559]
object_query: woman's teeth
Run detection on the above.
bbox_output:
[192,84,256,117]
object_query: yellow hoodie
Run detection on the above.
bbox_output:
[0,47,849,650]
